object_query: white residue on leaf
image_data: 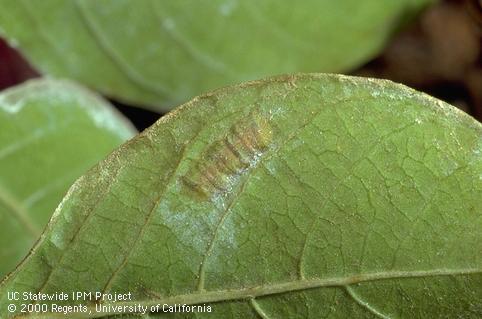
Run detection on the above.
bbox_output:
[471,139,482,166]
[269,105,285,119]
[49,231,65,250]
[264,160,278,175]
[369,90,381,98]
[50,175,84,221]
[48,175,85,250]
[161,201,208,253]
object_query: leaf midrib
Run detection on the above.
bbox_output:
[20,268,480,319]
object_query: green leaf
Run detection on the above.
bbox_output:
[0,79,136,280]
[1,74,480,318]
[0,0,434,111]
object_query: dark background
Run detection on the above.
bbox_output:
[1,0,480,131]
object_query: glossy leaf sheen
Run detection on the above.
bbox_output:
[0,79,136,280]
[0,0,434,111]
[1,74,481,318]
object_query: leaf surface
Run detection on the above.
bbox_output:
[0,0,434,111]
[0,74,481,318]
[0,79,136,280]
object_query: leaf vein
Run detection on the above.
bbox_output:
[345,285,391,319]
[73,0,171,98]
[100,129,205,294]
[150,0,234,77]
[298,121,418,276]
[19,268,480,318]
[250,298,271,319]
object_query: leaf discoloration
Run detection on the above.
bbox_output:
[182,111,273,200]
[2,74,481,319]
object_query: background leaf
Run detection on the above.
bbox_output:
[0,0,434,111]
[1,74,480,318]
[0,78,136,280]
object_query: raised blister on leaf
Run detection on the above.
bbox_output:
[182,110,273,201]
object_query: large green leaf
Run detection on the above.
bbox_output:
[0,0,434,111]
[0,79,136,280]
[1,74,480,318]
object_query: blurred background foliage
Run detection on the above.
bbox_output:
[2,0,479,131]
[0,0,434,110]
